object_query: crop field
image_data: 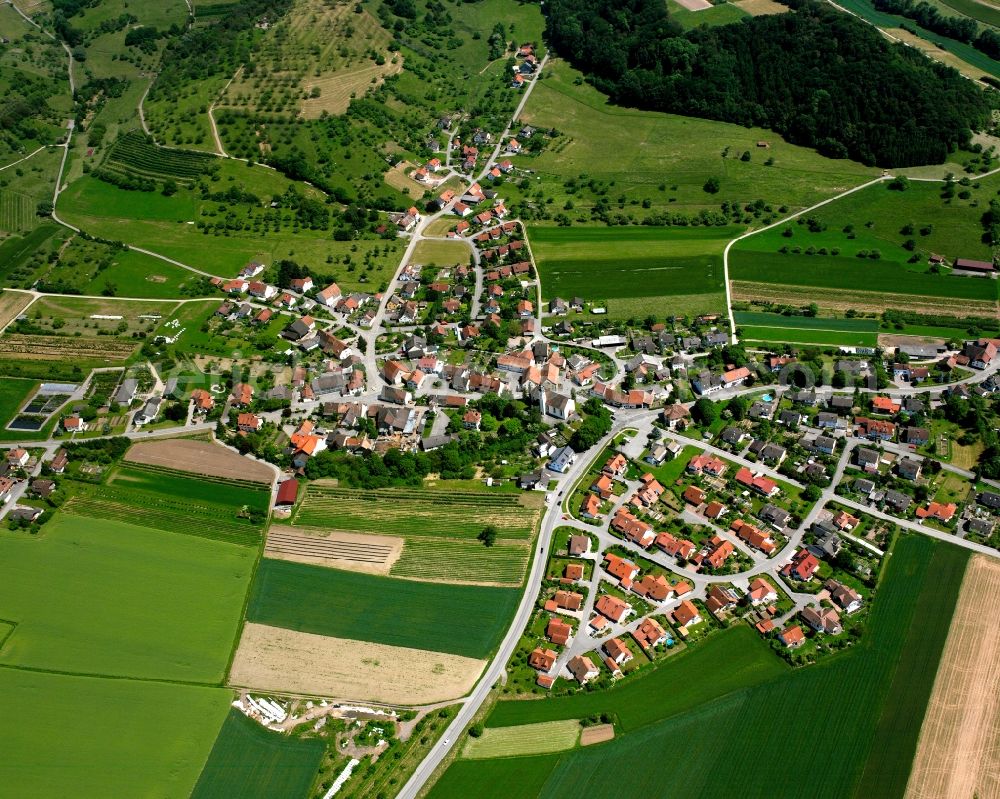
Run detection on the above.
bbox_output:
[102,131,216,185]
[65,464,269,547]
[390,538,531,586]
[463,720,581,759]
[293,486,541,540]
[740,326,879,347]
[246,558,520,659]
[487,624,785,731]
[190,708,325,799]
[905,556,1000,799]
[530,224,735,318]
[734,312,880,346]
[0,513,254,681]
[428,754,564,799]
[441,536,966,799]
[835,0,1000,79]
[264,527,402,573]
[230,623,485,705]
[938,0,1000,27]
[108,462,270,508]
[516,60,877,218]
[0,376,35,426]
[1,669,231,799]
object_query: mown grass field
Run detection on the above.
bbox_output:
[246,558,520,659]
[431,535,967,799]
[0,513,254,682]
[0,669,231,799]
[531,224,734,318]
[731,176,1000,314]
[294,485,540,539]
[190,708,325,799]
[463,720,581,759]
[517,59,877,216]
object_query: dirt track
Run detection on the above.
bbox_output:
[229,623,485,705]
[125,438,275,484]
[905,555,1000,799]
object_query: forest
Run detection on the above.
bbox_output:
[542,0,995,166]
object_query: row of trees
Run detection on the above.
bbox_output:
[542,0,993,167]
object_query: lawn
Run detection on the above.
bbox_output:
[436,535,967,798]
[530,224,734,318]
[412,238,472,267]
[293,485,541,540]
[0,669,230,799]
[0,513,254,681]
[643,445,702,488]
[246,558,521,659]
[190,708,325,799]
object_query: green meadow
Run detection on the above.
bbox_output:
[246,559,521,659]
[430,535,967,799]
[734,312,881,346]
[516,59,878,216]
[0,514,254,681]
[0,377,35,427]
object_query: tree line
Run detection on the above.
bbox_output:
[542,0,995,166]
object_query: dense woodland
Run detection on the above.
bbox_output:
[543,0,995,166]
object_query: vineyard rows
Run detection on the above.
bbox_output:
[105,132,214,183]
[66,492,261,547]
[390,539,529,585]
[295,487,537,539]
[0,190,33,233]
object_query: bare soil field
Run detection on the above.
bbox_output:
[264,526,403,574]
[674,0,713,9]
[905,555,1000,799]
[0,291,34,333]
[580,724,616,746]
[125,438,275,483]
[229,623,485,705]
[731,280,997,318]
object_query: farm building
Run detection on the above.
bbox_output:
[275,480,298,506]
